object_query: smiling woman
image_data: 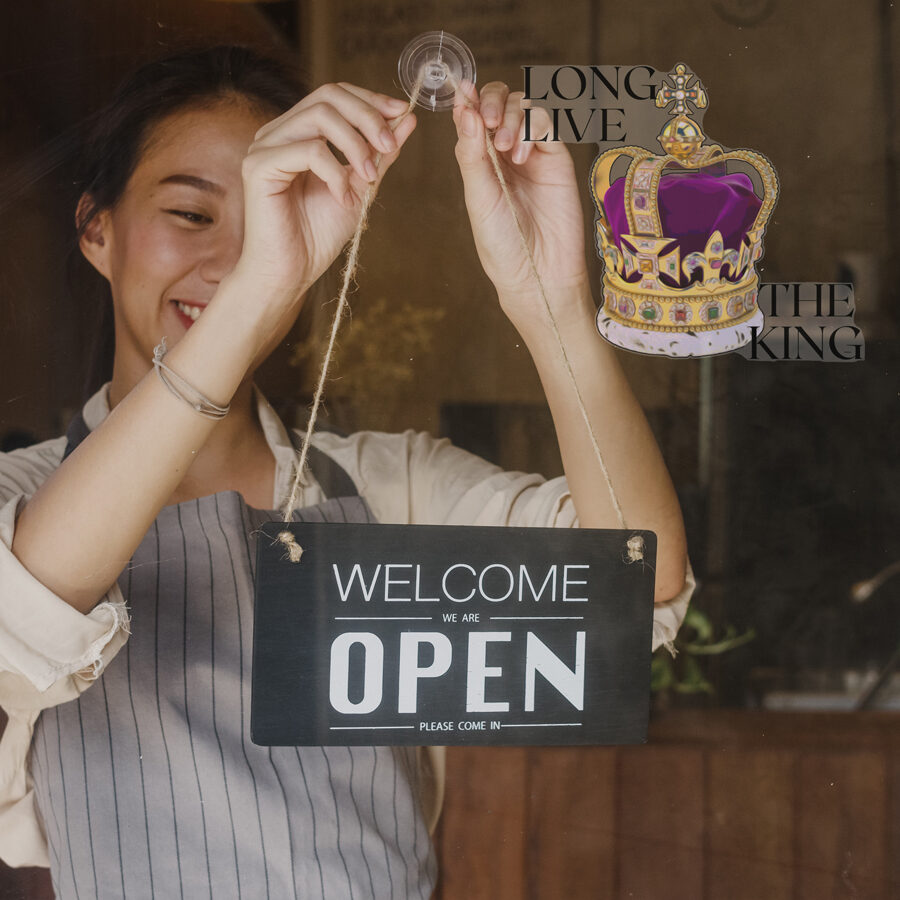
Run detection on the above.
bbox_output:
[82,102,272,409]
[0,43,692,900]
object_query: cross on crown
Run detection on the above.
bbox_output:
[655,63,708,116]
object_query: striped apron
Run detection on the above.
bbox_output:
[29,413,437,899]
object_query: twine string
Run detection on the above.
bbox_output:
[277,69,426,566]
[279,62,641,564]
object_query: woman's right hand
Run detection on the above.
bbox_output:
[232,83,417,312]
[10,84,417,616]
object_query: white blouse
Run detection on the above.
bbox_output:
[0,383,694,866]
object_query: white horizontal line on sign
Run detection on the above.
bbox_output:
[329,725,417,730]
[489,616,585,620]
[501,723,582,728]
[333,616,434,620]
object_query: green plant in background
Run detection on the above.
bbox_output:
[651,606,756,695]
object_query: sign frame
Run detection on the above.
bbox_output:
[251,522,657,747]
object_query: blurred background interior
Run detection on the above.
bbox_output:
[0,0,897,897]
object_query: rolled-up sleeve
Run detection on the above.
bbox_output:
[0,450,129,709]
[651,556,695,652]
[0,429,132,868]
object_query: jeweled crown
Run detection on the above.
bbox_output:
[591,64,778,347]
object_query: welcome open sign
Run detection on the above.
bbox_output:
[251,523,656,746]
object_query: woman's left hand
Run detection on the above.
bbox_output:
[452,80,589,326]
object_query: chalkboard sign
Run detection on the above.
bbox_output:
[251,523,656,746]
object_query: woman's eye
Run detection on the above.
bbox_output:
[164,209,212,225]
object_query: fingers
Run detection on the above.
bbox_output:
[452,82,499,200]
[370,111,417,181]
[244,111,417,212]
[243,139,356,209]
[512,101,547,165]
[454,81,540,167]
[254,82,407,143]
[252,83,408,178]
[478,81,510,131]
[336,83,412,127]
[496,90,526,160]
[265,102,384,184]
[452,80,486,167]
[245,81,416,208]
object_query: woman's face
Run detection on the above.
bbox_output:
[83,98,273,384]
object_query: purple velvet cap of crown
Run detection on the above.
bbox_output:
[604,170,762,284]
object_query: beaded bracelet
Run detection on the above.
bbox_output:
[152,338,230,420]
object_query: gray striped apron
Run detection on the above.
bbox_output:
[29,413,437,899]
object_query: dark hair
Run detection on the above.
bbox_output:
[76,45,306,397]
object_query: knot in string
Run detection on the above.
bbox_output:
[277,530,304,563]
[625,534,645,563]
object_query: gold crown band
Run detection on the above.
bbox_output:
[601,277,759,332]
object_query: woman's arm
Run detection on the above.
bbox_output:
[12,284,271,613]
[452,81,688,603]
[11,85,417,616]
[506,283,688,603]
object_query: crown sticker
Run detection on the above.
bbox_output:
[591,63,779,357]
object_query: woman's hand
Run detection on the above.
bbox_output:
[233,83,417,308]
[452,81,589,327]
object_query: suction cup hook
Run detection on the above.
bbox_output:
[398,31,476,112]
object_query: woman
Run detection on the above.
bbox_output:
[0,46,691,898]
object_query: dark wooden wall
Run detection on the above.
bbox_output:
[435,711,900,900]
